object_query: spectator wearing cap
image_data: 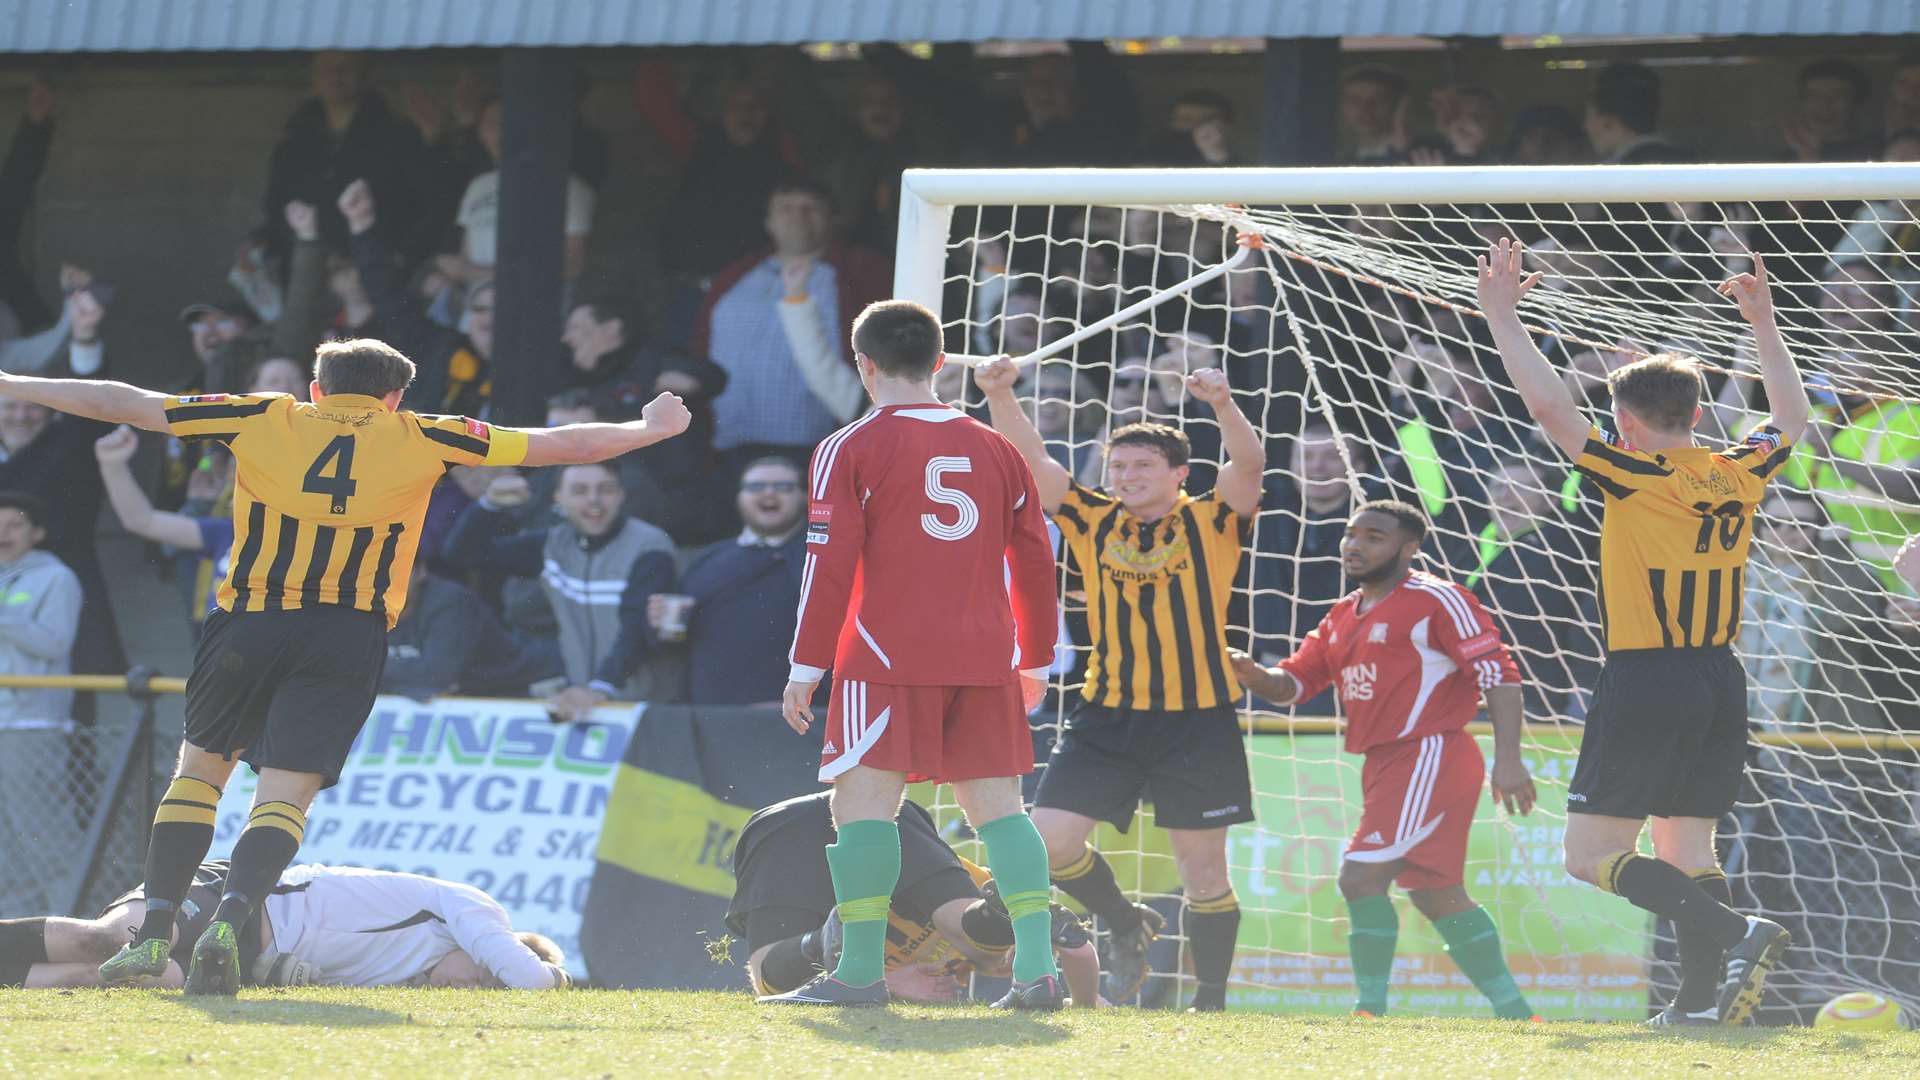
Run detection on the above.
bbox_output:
[0,491,82,726]
[661,456,810,706]
[176,202,336,398]
[692,180,888,479]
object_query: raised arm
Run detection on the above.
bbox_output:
[1476,238,1588,460]
[1183,367,1262,518]
[973,357,1071,514]
[0,370,169,432]
[94,426,206,549]
[517,392,692,467]
[1719,252,1809,444]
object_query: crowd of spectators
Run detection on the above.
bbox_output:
[1,43,1919,734]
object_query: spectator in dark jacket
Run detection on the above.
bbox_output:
[655,457,808,706]
[340,179,491,416]
[0,80,56,338]
[262,51,441,263]
[559,297,730,542]
[1585,62,1693,164]
[981,43,1139,167]
[383,563,560,701]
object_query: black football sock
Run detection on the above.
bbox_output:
[212,801,307,927]
[1186,889,1241,1007]
[1601,853,1748,952]
[756,935,824,995]
[0,918,49,987]
[1052,846,1142,933]
[1674,868,1734,1012]
[137,777,223,943]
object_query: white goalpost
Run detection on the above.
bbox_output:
[894,162,1920,1020]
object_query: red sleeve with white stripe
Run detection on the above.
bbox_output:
[788,434,867,680]
[1004,444,1059,676]
[1277,613,1338,703]
[1424,580,1521,691]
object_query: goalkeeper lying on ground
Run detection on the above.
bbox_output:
[1,862,568,991]
[728,792,1101,1005]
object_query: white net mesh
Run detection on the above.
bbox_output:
[921,182,1920,1021]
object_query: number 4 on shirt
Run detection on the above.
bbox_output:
[304,434,358,514]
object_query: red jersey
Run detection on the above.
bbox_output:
[789,404,1058,686]
[1278,570,1520,755]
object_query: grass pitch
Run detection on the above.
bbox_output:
[2,989,1917,1079]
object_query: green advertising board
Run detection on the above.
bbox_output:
[916,730,1652,1019]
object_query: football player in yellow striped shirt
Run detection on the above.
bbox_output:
[977,357,1263,1012]
[1479,238,1808,1026]
[0,337,690,996]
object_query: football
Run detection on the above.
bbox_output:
[1813,991,1903,1032]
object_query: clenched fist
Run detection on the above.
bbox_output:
[338,179,376,235]
[972,356,1020,397]
[641,391,692,440]
[1184,367,1233,407]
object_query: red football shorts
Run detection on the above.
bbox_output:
[1345,729,1485,891]
[819,677,1033,785]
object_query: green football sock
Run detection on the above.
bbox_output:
[1347,894,1398,1014]
[824,818,901,987]
[1433,905,1533,1020]
[977,813,1060,983]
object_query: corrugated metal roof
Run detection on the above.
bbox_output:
[3,0,1917,53]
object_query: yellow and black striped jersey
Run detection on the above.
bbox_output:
[164,392,527,628]
[1573,423,1793,652]
[884,857,996,974]
[1054,482,1251,711]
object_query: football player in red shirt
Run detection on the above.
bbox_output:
[766,301,1065,1009]
[1232,500,1540,1020]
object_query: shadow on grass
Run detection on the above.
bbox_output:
[1541,1027,1795,1054]
[163,995,409,1027]
[788,1011,1072,1053]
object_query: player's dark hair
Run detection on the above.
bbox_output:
[0,490,46,530]
[851,300,942,379]
[1353,499,1428,542]
[1589,62,1661,135]
[1800,57,1871,104]
[1342,66,1408,100]
[1608,352,1702,434]
[571,294,633,339]
[313,338,417,399]
[516,932,565,965]
[1106,422,1191,468]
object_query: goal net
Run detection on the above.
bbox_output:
[897,163,1920,1022]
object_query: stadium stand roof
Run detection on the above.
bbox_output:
[2,0,1915,53]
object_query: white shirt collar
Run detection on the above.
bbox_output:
[739,525,800,547]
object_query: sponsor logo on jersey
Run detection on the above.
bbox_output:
[1341,662,1377,702]
[807,506,832,545]
[1360,831,1384,845]
[1367,622,1388,644]
[1458,630,1499,656]
[177,394,229,404]
[467,418,490,439]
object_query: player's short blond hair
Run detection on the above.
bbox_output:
[1607,352,1702,435]
[516,931,565,966]
[314,338,417,400]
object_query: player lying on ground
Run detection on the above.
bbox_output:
[0,298,691,995]
[778,300,1065,1009]
[1478,237,1807,1026]
[975,357,1263,1011]
[1229,500,1539,1021]
[728,792,1100,1006]
[0,861,568,990]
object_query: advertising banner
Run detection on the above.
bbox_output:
[211,695,638,978]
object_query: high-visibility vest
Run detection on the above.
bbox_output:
[1812,400,1920,589]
